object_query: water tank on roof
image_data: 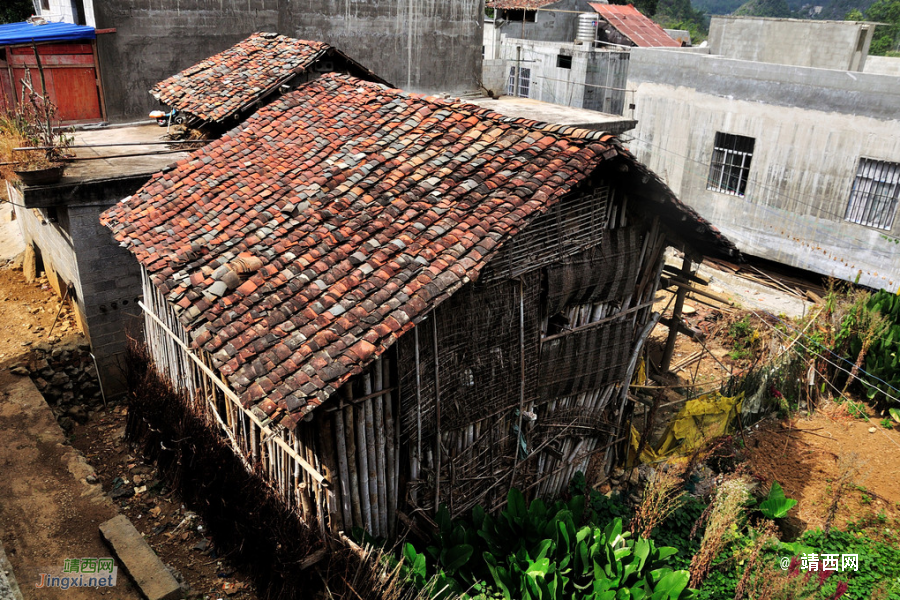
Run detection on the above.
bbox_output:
[576,13,599,44]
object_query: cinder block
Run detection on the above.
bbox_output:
[99,515,182,600]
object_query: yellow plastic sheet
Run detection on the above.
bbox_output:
[630,391,744,464]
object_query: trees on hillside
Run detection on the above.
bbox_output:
[0,0,34,24]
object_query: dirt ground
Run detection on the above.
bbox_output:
[746,409,900,539]
[0,264,258,600]
[643,266,900,542]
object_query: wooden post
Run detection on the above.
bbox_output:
[318,413,343,533]
[334,394,353,528]
[659,256,692,372]
[344,399,363,529]
[432,317,442,515]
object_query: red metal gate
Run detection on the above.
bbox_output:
[7,41,104,124]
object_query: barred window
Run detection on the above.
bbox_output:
[507,66,531,98]
[845,158,900,230]
[707,132,755,197]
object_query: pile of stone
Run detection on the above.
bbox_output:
[10,334,105,430]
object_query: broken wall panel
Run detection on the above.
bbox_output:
[537,319,632,400]
[545,225,643,314]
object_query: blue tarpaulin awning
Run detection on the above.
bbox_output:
[0,21,95,46]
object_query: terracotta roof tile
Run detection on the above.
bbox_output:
[103,73,735,426]
[150,32,385,124]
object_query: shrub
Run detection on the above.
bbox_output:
[401,488,697,600]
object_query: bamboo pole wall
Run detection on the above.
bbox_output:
[324,355,400,539]
[401,187,671,519]
[140,268,329,532]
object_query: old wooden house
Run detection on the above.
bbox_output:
[102,73,737,538]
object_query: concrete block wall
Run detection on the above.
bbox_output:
[495,0,593,44]
[10,181,144,398]
[864,56,900,76]
[9,185,79,297]
[626,48,900,291]
[68,202,143,398]
[93,0,485,122]
[708,16,875,71]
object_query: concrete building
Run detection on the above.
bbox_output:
[483,35,632,115]
[483,0,680,116]
[707,16,875,71]
[7,126,190,396]
[32,0,484,122]
[626,17,900,291]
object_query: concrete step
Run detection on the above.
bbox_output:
[99,515,182,600]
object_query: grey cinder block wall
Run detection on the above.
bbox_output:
[10,185,143,398]
[93,0,485,122]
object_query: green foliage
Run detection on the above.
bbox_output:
[727,316,759,361]
[648,498,707,571]
[655,0,710,41]
[733,0,794,17]
[865,0,900,55]
[758,481,798,519]
[795,528,900,599]
[403,489,696,600]
[569,472,633,527]
[843,290,900,408]
[0,0,33,24]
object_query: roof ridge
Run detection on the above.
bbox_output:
[319,73,627,147]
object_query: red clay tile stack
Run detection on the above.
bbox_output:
[104,73,733,429]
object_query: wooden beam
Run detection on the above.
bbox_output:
[661,277,733,306]
[659,257,691,372]
[138,301,329,487]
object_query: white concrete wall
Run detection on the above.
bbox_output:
[708,16,875,71]
[627,49,900,291]
[42,0,77,23]
[864,55,900,77]
[494,36,629,113]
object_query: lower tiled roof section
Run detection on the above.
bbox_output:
[150,33,330,123]
[103,73,735,429]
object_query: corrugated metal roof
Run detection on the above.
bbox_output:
[589,3,681,47]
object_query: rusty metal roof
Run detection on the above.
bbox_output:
[590,3,681,47]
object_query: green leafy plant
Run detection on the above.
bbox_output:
[758,481,798,520]
[403,488,696,600]
[880,418,894,430]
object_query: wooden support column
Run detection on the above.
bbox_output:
[659,256,692,372]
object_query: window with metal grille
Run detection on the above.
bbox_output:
[557,54,572,69]
[707,132,755,197]
[507,66,531,98]
[845,158,900,230]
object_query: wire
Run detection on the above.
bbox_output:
[747,307,900,405]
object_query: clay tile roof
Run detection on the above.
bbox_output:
[150,32,382,124]
[103,73,735,427]
[589,3,681,47]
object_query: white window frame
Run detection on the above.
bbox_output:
[845,157,900,230]
[507,66,531,98]
[707,132,755,197]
